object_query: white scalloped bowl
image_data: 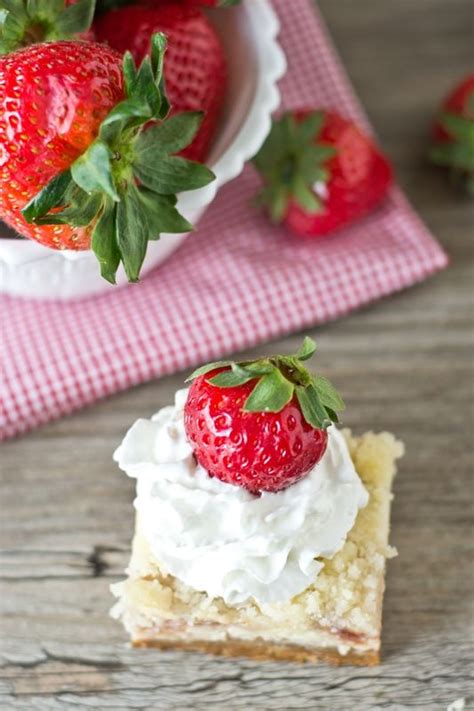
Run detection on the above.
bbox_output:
[0,0,285,301]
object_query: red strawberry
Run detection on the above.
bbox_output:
[429,75,474,195]
[0,0,96,54]
[253,110,393,238]
[94,3,227,162]
[184,337,344,494]
[0,35,215,282]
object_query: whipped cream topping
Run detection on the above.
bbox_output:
[114,389,368,606]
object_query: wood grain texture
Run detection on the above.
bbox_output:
[1,1,473,709]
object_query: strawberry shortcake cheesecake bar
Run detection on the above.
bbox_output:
[111,338,403,665]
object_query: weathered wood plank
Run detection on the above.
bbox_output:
[1,1,473,709]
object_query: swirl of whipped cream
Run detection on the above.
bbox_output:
[114,389,368,606]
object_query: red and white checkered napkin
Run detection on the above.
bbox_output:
[1,0,447,439]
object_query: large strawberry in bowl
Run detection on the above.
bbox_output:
[94,2,227,162]
[0,34,215,282]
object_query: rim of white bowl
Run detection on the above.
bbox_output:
[0,0,286,267]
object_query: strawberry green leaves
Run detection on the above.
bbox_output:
[22,33,216,283]
[296,375,344,429]
[135,112,204,157]
[208,367,255,388]
[0,0,96,54]
[71,142,119,202]
[252,111,336,223]
[295,384,330,429]
[186,337,345,430]
[21,170,72,223]
[56,0,95,35]
[186,360,234,381]
[133,154,214,195]
[312,375,345,413]
[245,369,294,413]
[296,335,317,361]
[135,191,192,236]
[92,202,120,283]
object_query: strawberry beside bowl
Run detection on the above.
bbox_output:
[0,0,286,301]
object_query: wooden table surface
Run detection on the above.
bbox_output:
[1,1,473,709]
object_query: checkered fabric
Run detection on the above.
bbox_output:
[1,0,447,439]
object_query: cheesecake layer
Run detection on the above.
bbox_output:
[111,430,404,664]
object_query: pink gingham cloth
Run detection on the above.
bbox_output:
[1,0,447,440]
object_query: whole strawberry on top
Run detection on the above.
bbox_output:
[253,110,393,238]
[184,337,344,493]
[0,34,214,282]
[94,2,227,162]
[429,74,474,195]
[0,0,96,53]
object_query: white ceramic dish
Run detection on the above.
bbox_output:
[0,0,285,301]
